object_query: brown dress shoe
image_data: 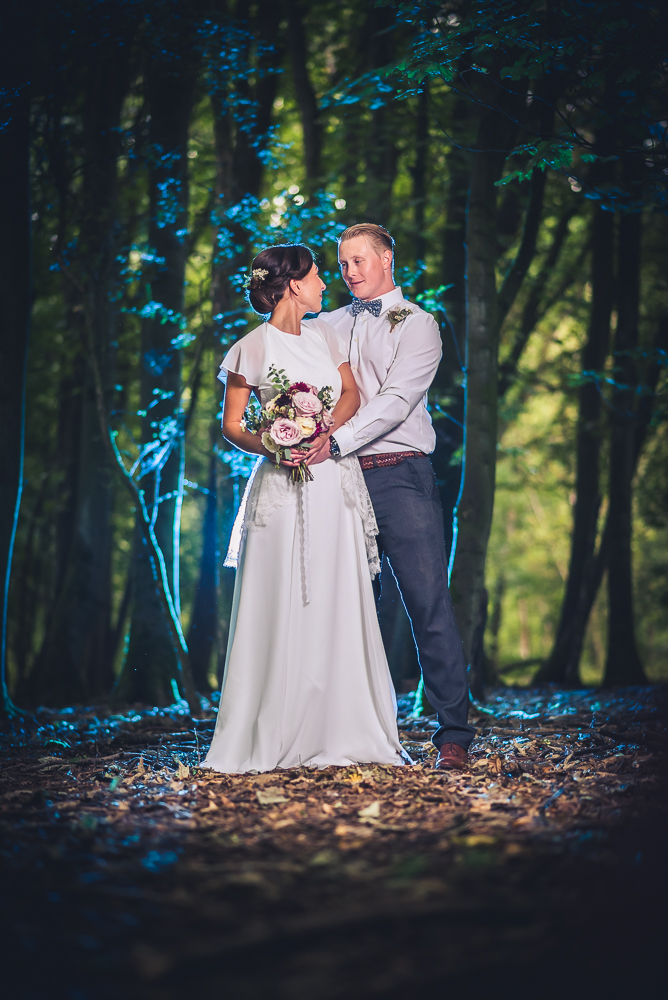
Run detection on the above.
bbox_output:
[435,742,468,770]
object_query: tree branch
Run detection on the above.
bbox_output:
[84,310,200,714]
[497,167,546,329]
[498,205,579,398]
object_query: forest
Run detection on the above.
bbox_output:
[2,0,668,714]
[0,2,667,997]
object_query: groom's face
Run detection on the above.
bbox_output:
[338,237,393,301]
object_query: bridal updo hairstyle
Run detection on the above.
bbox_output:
[247,244,314,315]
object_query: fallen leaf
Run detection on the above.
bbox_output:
[256,787,288,806]
[174,758,190,780]
[488,755,505,775]
[310,849,338,865]
[358,800,380,819]
[335,822,374,838]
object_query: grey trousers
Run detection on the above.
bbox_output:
[362,457,475,751]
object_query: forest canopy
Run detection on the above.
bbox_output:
[1,0,667,715]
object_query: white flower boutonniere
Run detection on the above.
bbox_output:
[387,306,412,332]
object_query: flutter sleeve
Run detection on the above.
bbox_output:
[217,325,267,387]
[309,317,349,368]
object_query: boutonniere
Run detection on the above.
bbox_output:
[387,306,412,332]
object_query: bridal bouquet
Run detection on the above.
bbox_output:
[243,365,335,482]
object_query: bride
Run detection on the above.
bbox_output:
[203,243,405,773]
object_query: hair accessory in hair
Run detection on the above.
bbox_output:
[243,267,269,288]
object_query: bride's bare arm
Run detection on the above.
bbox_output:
[331,363,361,431]
[305,363,360,465]
[222,373,271,457]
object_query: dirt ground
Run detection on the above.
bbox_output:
[1,685,666,999]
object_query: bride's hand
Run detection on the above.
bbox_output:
[279,447,310,468]
[304,433,331,466]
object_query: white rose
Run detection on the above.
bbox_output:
[264,397,277,413]
[261,431,279,453]
[295,415,317,438]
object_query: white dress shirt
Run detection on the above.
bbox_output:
[320,286,442,457]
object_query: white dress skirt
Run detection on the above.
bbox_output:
[202,318,405,773]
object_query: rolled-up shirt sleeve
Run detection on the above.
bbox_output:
[334,313,442,457]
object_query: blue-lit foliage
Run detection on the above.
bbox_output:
[329,0,668,210]
[6,0,667,710]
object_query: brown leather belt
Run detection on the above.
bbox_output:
[358,450,427,470]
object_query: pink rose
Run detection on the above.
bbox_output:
[320,409,335,429]
[293,391,323,416]
[269,418,303,447]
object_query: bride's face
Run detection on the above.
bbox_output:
[292,263,326,312]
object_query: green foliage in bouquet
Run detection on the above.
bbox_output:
[243,366,335,482]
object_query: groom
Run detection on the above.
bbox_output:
[319,223,474,770]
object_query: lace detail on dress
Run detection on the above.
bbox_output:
[246,461,295,528]
[338,456,381,578]
[225,455,380,582]
[224,459,294,569]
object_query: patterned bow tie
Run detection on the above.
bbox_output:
[351,298,382,317]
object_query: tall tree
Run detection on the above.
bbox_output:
[539,169,615,685]
[411,83,429,288]
[118,19,199,705]
[449,98,514,661]
[0,0,33,717]
[187,0,283,691]
[28,16,133,703]
[361,3,398,223]
[603,162,646,686]
[187,434,220,692]
[286,0,323,189]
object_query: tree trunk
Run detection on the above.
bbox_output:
[205,2,282,690]
[450,108,508,662]
[432,97,471,556]
[412,83,429,288]
[12,476,47,690]
[468,587,492,701]
[539,316,667,687]
[487,572,505,676]
[539,197,614,685]
[603,192,645,686]
[187,442,220,692]
[232,0,282,201]
[498,204,576,399]
[286,0,323,188]
[119,50,197,706]
[30,44,129,704]
[361,4,397,223]
[0,0,32,716]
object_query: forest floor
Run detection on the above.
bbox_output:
[1,685,667,1000]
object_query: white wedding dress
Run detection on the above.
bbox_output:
[203,318,405,773]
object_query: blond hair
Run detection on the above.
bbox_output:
[338,223,394,256]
